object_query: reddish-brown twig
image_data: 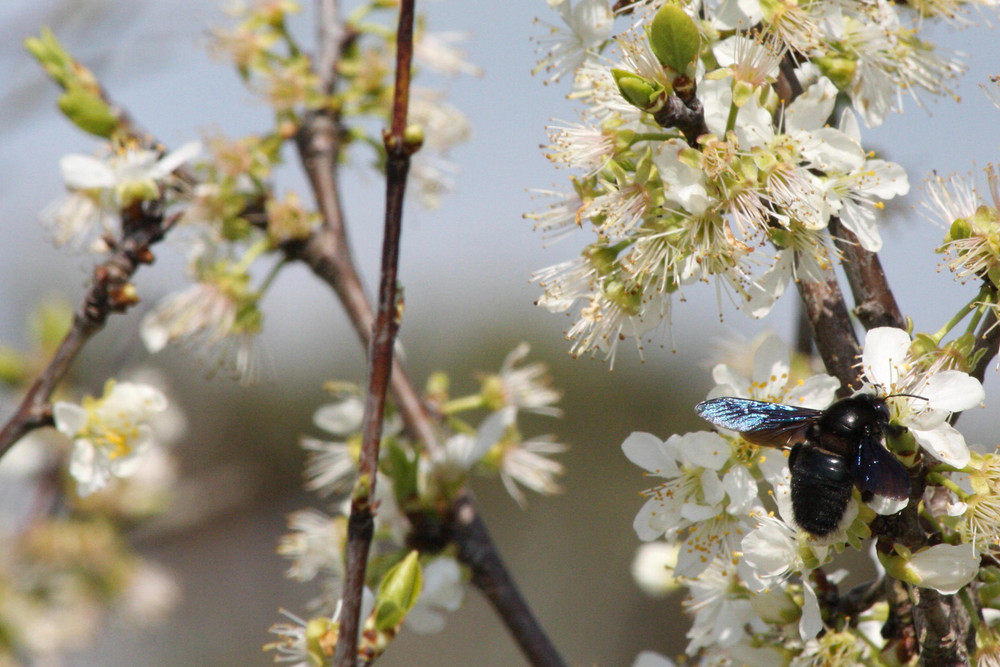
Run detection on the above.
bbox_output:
[0,204,172,458]
[332,1,416,664]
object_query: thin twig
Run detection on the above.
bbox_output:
[333,1,416,663]
[290,118,438,450]
[0,204,170,458]
[295,6,567,661]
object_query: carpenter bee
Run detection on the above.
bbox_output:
[694,393,911,536]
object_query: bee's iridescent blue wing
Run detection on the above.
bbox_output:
[694,397,821,448]
[851,434,910,500]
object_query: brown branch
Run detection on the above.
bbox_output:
[296,6,566,665]
[776,48,981,665]
[793,264,862,393]
[452,490,567,667]
[829,217,905,330]
[333,1,416,663]
[316,0,347,95]
[970,288,1000,385]
[0,203,169,457]
[652,92,707,147]
[911,587,975,666]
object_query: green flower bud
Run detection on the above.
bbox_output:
[813,54,857,91]
[648,5,701,73]
[611,69,668,112]
[584,244,619,275]
[57,85,118,138]
[403,124,425,153]
[603,279,642,315]
[374,550,423,631]
[304,616,336,667]
[0,346,28,386]
[24,28,77,88]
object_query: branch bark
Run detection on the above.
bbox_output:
[333,1,415,662]
[0,204,170,458]
[793,264,862,393]
[829,217,905,331]
[452,491,567,667]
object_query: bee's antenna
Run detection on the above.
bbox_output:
[885,392,929,402]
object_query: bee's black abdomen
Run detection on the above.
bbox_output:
[789,444,853,536]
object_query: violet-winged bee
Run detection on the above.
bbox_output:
[695,393,910,536]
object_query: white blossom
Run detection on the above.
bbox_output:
[860,327,984,467]
[54,381,168,496]
[534,0,615,83]
[906,543,980,594]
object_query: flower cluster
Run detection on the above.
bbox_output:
[44,139,201,252]
[0,330,182,663]
[269,345,566,662]
[527,1,995,361]
[133,0,479,383]
[922,164,1000,339]
[622,327,995,662]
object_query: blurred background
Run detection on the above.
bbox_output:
[0,1,998,665]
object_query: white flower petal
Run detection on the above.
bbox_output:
[622,432,679,477]
[909,543,979,594]
[800,127,864,172]
[921,371,985,412]
[632,651,678,667]
[708,363,750,398]
[53,402,88,437]
[838,200,883,252]
[785,375,840,408]
[313,397,365,436]
[60,154,116,189]
[465,406,515,467]
[861,328,910,388]
[799,579,824,640]
[149,141,202,179]
[634,497,674,541]
[682,431,731,470]
[698,468,725,506]
[786,78,838,134]
[681,501,720,522]
[742,252,791,318]
[868,493,908,516]
[751,334,790,397]
[723,465,758,514]
[653,139,709,215]
[912,422,971,468]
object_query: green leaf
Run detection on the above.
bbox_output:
[648,5,701,73]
